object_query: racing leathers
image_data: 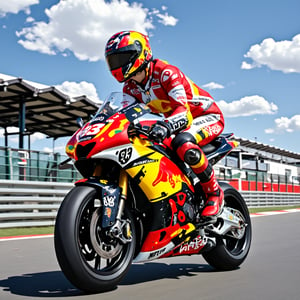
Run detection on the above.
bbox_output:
[124,59,225,218]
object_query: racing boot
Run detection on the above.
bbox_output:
[199,169,224,218]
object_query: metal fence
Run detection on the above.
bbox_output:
[241,191,300,207]
[1,180,300,228]
[0,146,80,182]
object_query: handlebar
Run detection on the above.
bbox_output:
[128,121,151,138]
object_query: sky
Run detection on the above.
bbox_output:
[0,0,300,155]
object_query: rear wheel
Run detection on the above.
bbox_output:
[202,183,252,270]
[54,185,136,293]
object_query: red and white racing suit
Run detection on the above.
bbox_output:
[124,59,224,217]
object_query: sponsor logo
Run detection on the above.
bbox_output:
[179,236,206,253]
[132,158,158,167]
[191,96,214,110]
[148,247,166,259]
[105,207,112,218]
[168,85,186,104]
[93,115,106,122]
[161,69,173,82]
[171,73,178,80]
[103,195,116,207]
[152,84,161,90]
[193,114,220,127]
[203,124,222,136]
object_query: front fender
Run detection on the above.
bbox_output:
[75,178,109,189]
[75,178,121,228]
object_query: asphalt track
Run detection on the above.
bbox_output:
[1,211,300,300]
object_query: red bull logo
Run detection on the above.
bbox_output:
[152,156,189,188]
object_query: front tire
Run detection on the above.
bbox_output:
[202,182,252,270]
[54,186,136,293]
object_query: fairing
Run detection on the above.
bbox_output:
[66,92,239,262]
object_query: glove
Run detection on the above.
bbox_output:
[149,121,171,143]
[127,121,140,138]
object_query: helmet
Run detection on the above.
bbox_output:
[105,31,153,82]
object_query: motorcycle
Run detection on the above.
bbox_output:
[54,92,252,293]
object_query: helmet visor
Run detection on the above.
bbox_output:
[106,51,137,70]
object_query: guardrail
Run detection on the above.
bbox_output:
[241,191,300,207]
[1,180,300,228]
[0,180,72,228]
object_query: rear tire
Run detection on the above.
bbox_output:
[202,182,252,270]
[54,186,136,293]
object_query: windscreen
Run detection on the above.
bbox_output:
[93,92,137,120]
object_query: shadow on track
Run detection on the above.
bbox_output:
[0,262,214,297]
[0,271,81,297]
[121,262,214,285]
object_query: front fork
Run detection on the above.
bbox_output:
[110,169,132,244]
[91,166,132,244]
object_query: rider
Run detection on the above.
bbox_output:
[105,30,225,220]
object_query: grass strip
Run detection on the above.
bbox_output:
[0,226,54,237]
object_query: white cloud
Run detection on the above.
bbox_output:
[0,0,39,17]
[241,61,255,70]
[265,115,300,134]
[15,0,178,62]
[16,0,153,61]
[55,81,101,103]
[217,95,278,118]
[43,145,65,153]
[30,132,46,143]
[156,12,178,26]
[242,34,300,73]
[0,126,18,137]
[0,127,46,144]
[25,16,35,23]
[202,82,224,90]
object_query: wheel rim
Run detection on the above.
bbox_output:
[90,207,123,259]
[219,195,251,257]
[76,195,134,276]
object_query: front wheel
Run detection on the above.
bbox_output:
[202,182,252,270]
[54,185,136,293]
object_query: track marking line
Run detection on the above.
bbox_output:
[250,208,300,218]
[0,234,53,242]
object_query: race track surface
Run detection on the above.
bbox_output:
[1,211,300,300]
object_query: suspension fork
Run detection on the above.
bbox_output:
[92,164,128,215]
[109,169,132,244]
[117,169,128,219]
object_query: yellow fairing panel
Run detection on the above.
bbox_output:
[126,143,191,202]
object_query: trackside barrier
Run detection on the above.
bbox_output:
[240,191,300,208]
[0,180,72,228]
[1,180,300,228]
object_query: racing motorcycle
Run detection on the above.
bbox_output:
[54,92,252,293]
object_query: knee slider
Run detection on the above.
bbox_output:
[184,148,201,165]
[172,132,196,150]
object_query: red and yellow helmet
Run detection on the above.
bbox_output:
[105,31,153,82]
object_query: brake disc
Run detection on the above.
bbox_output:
[89,208,122,259]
